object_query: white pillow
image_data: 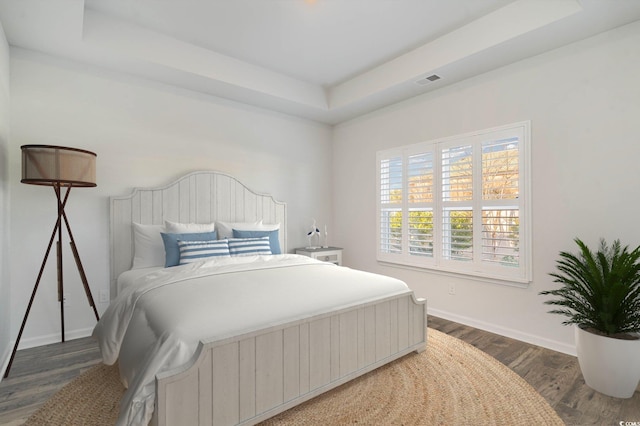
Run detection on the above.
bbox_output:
[216,220,262,240]
[258,221,280,231]
[164,220,216,233]
[132,223,165,269]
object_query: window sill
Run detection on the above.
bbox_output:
[377,260,531,288]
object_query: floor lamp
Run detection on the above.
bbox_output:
[3,145,99,378]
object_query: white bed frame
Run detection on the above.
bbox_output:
[110,171,427,426]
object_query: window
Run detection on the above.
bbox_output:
[377,121,531,283]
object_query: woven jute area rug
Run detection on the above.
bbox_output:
[25,328,564,425]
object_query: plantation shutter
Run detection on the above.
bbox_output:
[441,144,473,262]
[481,137,520,268]
[378,153,403,256]
[408,151,434,258]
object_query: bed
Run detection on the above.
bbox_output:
[100,171,427,426]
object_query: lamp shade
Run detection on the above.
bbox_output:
[21,145,96,187]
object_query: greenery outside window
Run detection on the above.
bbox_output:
[377,121,531,283]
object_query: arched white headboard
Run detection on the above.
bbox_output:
[110,171,287,297]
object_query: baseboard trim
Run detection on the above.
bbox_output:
[427,308,576,356]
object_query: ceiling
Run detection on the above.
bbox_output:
[1,0,640,124]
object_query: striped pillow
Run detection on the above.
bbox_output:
[178,239,230,265]
[227,237,272,256]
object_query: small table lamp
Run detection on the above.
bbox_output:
[4,145,99,378]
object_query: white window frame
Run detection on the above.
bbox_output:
[376,121,532,284]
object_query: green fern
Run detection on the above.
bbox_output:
[540,238,640,336]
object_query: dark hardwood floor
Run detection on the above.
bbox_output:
[0,316,638,425]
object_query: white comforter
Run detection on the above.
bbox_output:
[93,254,410,426]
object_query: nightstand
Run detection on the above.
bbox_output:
[296,247,343,266]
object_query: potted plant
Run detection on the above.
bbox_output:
[540,238,640,398]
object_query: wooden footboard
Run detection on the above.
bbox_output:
[152,292,427,426]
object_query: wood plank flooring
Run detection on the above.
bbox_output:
[0,316,638,425]
[0,337,102,425]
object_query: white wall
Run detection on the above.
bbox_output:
[332,21,640,354]
[8,48,333,349]
[0,21,11,372]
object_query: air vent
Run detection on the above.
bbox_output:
[416,74,441,85]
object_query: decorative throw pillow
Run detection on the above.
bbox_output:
[161,231,218,267]
[178,240,230,265]
[227,237,272,256]
[233,229,281,254]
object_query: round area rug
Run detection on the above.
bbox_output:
[25,329,564,425]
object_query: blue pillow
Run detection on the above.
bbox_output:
[178,240,230,265]
[161,231,217,267]
[227,237,272,256]
[232,229,281,254]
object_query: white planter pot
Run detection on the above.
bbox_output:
[575,325,640,398]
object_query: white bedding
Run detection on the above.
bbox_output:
[116,267,163,294]
[93,254,410,426]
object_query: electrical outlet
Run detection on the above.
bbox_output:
[99,290,109,303]
[448,284,456,295]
